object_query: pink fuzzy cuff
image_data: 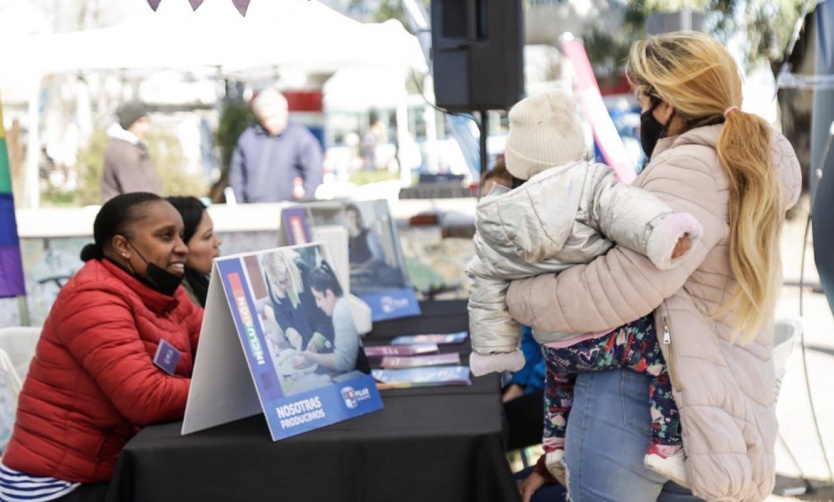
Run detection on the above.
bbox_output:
[469,350,526,377]
[647,212,703,270]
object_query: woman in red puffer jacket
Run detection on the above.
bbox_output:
[1,192,203,502]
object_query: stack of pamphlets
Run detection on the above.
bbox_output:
[372,366,471,390]
[390,332,468,345]
[380,352,460,369]
[363,343,439,358]
[368,331,471,389]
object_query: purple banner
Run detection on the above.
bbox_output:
[0,247,25,298]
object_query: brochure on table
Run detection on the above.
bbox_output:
[279,200,420,322]
[182,243,383,441]
[372,366,472,389]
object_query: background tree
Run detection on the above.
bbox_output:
[345,0,808,78]
[348,0,429,29]
[633,0,807,74]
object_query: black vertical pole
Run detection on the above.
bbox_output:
[812,0,834,318]
[479,110,489,197]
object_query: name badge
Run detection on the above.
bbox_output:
[153,339,181,375]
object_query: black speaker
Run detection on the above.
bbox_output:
[430,0,524,112]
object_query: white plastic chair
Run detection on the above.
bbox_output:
[0,327,41,386]
[772,318,802,401]
[0,347,19,452]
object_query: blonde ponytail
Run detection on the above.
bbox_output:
[716,111,784,343]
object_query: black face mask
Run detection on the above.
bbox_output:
[124,240,184,296]
[640,102,665,160]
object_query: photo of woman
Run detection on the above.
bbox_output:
[251,245,368,396]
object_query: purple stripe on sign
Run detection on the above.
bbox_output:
[0,246,25,298]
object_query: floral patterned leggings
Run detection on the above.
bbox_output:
[541,315,681,451]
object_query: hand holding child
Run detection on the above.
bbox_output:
[671,234,693,259]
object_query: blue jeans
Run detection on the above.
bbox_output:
[517,370,703,502]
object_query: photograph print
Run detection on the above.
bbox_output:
[341,200,420,321]
[214,242,381,441]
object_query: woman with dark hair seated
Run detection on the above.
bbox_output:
[0,193,203,502]
[166,196,222,307]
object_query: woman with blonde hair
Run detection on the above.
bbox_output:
[259,250,324,350]
[513,32,801,502]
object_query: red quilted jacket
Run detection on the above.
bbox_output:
[2,258,203,483]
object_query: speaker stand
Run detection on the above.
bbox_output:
[479,110,489,183]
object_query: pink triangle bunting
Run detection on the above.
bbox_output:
[189,0,204,10]
[147,0,162,11]
[231,0,251,16]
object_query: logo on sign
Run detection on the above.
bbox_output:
[341,386,358,409]
[381,295,409,313]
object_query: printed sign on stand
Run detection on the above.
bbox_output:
[282,206,312,245]
[183,243,382,441]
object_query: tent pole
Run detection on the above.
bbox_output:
[16,296,30,327]
[24,76,41,209]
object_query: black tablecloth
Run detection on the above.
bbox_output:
[107,300,520,502]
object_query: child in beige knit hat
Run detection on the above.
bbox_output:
[467,89,697,487]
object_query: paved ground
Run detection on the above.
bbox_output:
[768,197,834,501]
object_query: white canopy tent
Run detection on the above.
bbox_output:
[10,0,427,207]
[29,0,425,75]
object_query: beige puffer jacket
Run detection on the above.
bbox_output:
[467,160,702,354]
[506,125,802,502]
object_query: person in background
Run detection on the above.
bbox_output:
[229,87,324,203]
[502,325,547,453]
[512,32,801,502]
[166,196,222,307]
[479,154,513,197]
[0,193,203,502]
[360,113,388,170]
[345,203,386,273]
[101,101,161,202]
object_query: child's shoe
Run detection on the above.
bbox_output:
[544,449,567,487]
[644,444,688,488]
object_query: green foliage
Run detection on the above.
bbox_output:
[349,168,400,186]
[215,99,254,175]
[581,2,646,82]
[75,128,109,206]
[742,0,807,72]
[146,129,207,198]
[632,0,806,71]
[74,128,205,206]
[348,0,807,79]
[40,190,76,208]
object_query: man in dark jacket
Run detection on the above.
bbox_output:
[101,101,162,202]
[229,88,323,203]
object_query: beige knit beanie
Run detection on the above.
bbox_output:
[504,89,587,180]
